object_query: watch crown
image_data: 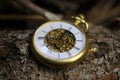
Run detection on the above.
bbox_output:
[72,14,88,33]
[79,14,85,19]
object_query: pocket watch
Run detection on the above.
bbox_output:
[31,15,89,68]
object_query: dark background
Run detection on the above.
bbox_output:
[0,0,120,30]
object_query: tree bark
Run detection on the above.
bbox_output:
[0,24,120,80]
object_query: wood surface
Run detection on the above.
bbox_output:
[0,23,120,80]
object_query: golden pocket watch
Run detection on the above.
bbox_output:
[31,15,89,68]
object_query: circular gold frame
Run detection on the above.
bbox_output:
[31,20,88,68]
